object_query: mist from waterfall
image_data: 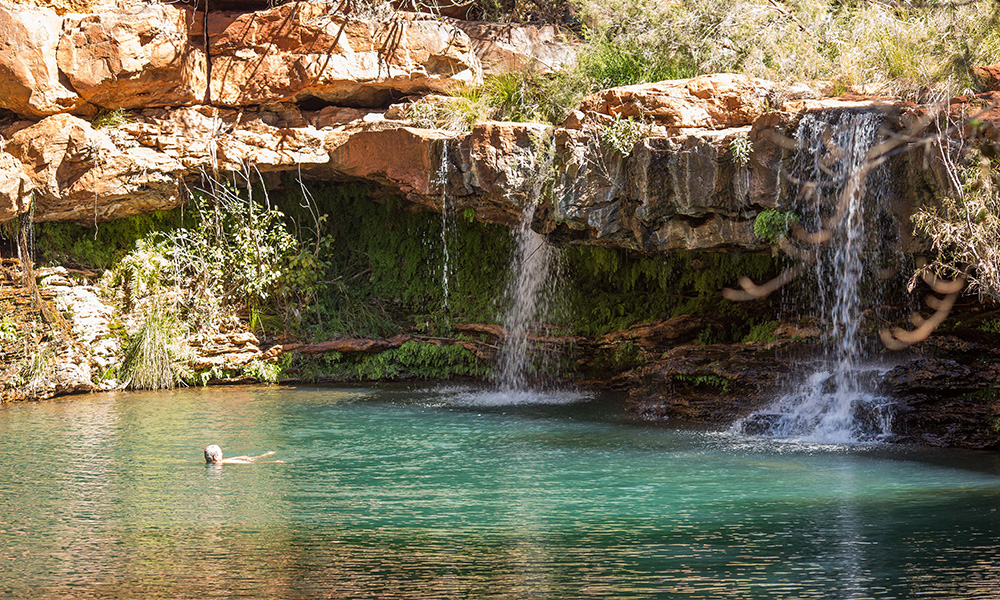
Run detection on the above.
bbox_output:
[735,110,899,443]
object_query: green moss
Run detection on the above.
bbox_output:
[753,209,796,244]
[561,246,777,337]
[291,342,488,382]
[977,318,1000,335]
[742,320,780,343]
[277,181,513,340]
[36,209,186,271]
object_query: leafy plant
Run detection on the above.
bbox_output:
[119,305,191,390]
[15,347,55,398]
[753,209,796,244]
[742,320,780,343]
[599,116,646,156]
[730,132,753,166]
[978,318,1000,335]
[673,373,731,392]
[91,109,133,129]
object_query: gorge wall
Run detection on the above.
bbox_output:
[2,0,1000,448]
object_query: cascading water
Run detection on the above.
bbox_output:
[493,139,561,392]
[494,202,558,391]
[735,110,900,443]
[437,139,452,319]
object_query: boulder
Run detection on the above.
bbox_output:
[0,151,33,221]
[326,120,456,199]
[206,3,482,107]
[453,21,577,76]
[456,121,553,223]
[0,1,81,118]
[57,3,207,110]
[973,64,1000,92]
[5,113,184,223]
[578,74,774,130]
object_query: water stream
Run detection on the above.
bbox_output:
[736,110,899,443]
[1,385,998,600]
[494,139,560,393]
[437,139,452,319]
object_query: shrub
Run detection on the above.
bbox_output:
[599,116,646,156]
[742,319,780,343]
[913,151,1000,302]
[119,306,191,390]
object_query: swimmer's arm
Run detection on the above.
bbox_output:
[221,451,276,464]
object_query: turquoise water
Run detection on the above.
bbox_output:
[1,385,999,599]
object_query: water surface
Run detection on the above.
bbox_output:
[1,385,999,599]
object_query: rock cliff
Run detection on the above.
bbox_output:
[3,0,996,254]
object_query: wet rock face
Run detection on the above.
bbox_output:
[549,127,760,252]
[882,353,1000,450]
[623,341,806,424]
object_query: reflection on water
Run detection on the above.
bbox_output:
[1,385,999,599]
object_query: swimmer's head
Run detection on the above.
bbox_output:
[204,445,223,463]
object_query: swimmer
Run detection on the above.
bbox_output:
[204,444,278,465]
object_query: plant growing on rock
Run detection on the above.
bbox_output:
[730,132,753,166]
[913,151,1000,302]
[119,305,191,390]
[14,347,55,398]
[599,116,646,157]
[752,208,796,244]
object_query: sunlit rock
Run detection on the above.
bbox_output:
[0,1,81,118]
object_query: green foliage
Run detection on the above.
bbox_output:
[574,33,697,91]
[301,342,488,381]
[36,210,184,271]
[599,116,646,156]
[561,246,777,337]
[119,305,191,390]
[13,347,55,397]
[242,359,284,384]
[730,132,753,166]
[913,152,1000,302]
[673,373,731,392]
[753,209,795,244]
[91,109,133,129]
[0,315,17,343]
[742,319,780,343]
[278,181,513,340]
[978,318,1000,335]
[605,340,643,371]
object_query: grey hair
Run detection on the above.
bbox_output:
[204,444,223,463]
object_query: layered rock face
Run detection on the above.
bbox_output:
[5,0,995,254]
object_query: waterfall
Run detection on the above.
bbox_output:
[735,110,899,443]
[437,139,452,321]
[493,138,560,392]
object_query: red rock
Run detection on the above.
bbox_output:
[57,4,207,110]
[0,2,81,118]
[973,64,1000,91]
[205,3,481,108]
[578,74,774,129]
